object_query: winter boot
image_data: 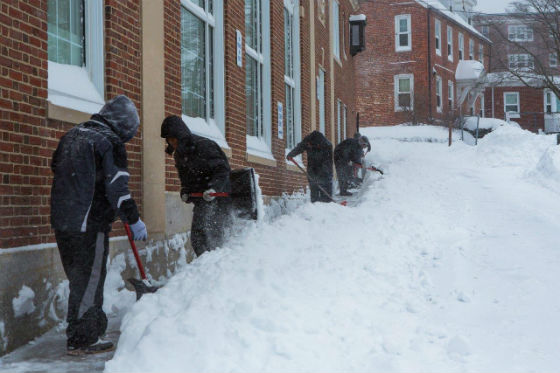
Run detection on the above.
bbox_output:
[67,339,115,356]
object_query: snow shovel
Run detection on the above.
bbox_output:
[123,223,159,300]
[288,158,347,206]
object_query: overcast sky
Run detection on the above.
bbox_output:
[474,0,513,14]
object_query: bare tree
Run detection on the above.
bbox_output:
[482,0,560,98]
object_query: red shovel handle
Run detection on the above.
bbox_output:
[189,192,230,198]
[124,223,147,280]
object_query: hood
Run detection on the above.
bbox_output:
[98,95,140,143]
[307,130,332,148]
[160,115,192,141]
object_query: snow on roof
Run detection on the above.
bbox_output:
[455,60,485,81]
[416,0,490,43]
[349,14,366,22]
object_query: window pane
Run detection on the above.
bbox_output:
[209,26,214,119]
[399,93,411,108]
[181,8,206,118]
[286,84,294,148]
[399,34,408,47]
[284,9,293,78]
[48,0,84,66]
[246,56,259,136]
[505,94,517,105]
[399,19,408,32]
[399,78,410,93]
[505,105,518,112]
[245,0,259,51]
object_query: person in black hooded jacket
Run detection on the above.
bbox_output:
[161,115,232,257]
[334,135,370,196]
[286,130,333,203]
[50,95,147,355]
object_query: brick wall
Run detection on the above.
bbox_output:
[484,85,545,133]
[354,0,489,127]
[0,1,143,249]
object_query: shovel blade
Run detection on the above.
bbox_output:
[128,278,159,300]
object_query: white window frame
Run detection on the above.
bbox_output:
[394,73,414,112]
[508,25,534,42]
[436,76,442,113]
[469,39,474,60]
[180,0,227,147]
[508,54,534,69]
[435,19,441,56]
[332,0,340,61]
[550,53,558,68]
[478,44,484,63]
[48,0,105,114]
[447,26,453,61]
[318,68,326,133]
[481,25,489,37]
[504,92,520,118]
[284,0,301,151]
[245,0,273,158]
[448,80,454,110]
[337,99,342,143]
[395,14,411,52]
[458,33,464,60]
[343,104,347,140]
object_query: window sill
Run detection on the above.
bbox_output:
[286,163,303,173]
[246,152,277,167]
[182,114,230,150]
[47,101,93,124]
[395,47,412,53]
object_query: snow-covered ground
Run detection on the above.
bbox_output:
[2,124,560,372]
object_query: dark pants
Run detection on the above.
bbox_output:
[309,179,333,203]
[55,230,109,349]
[191,198,233,257]
[335,160,353,193]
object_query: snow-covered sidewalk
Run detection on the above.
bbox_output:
[2,125,560,372]
[106,125,560,372]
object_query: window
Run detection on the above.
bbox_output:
[436,76,442,112]
[332,0,340,60]
[395,14,411,52]
[447,26,453,61]
[337,99,342,143]
[481,25,489,37]
[394,74,414,111]
[318,68,326,133]
[480,93,485,117]
[435,19,441,56]
[478,44,484,63]
[458,33,464,60]
[448,80,454,110]
[284,0,301,150]
[550,53,558,68]
[504,92,520,118]
[469,39,474,59]
[508,54,534,69]
[544,90,559,113]
[508,25,533,42]
[47,0,104,112]
[246,0,272,155]
[343,104,347,140]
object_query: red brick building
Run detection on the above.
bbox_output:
[0,0,362,354]
[473,13,560,133]
[354,0,490,127]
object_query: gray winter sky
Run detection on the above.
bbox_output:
[474,0,513,14]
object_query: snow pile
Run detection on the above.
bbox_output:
[528,145,560,191]
[105,124,560,372]
[12,286,36,318]
[360,124,472,144]
[463,117,519,131]
[0,321,7,354]
[103,254,136,315]
[48,61,105,114]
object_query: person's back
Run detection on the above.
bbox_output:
[334,138,362,165]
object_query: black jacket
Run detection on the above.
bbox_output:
[51,96,140,232]
[162,116,231,198]
[287,131,333,181]
[334,138,363,166]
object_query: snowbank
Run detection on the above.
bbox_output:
[462,117,519,132]
[455,60,485,81]
[359,124,473,144]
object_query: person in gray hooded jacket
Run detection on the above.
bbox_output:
[50,95,147,355]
